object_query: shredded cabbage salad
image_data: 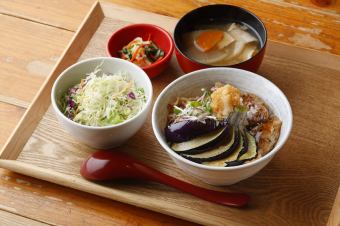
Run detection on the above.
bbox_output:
[59,66,146,126]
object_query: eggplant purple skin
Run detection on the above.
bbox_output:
[165,118,227,143]
[182,127,240,162]
[225,160,245,167]
[237,131,248,159]
[176,125,230,155]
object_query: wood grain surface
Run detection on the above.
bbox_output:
[0,0,94,31]
[328,186,340,226]
[0,14,73,104]
[0,168,196,226]
[0,103,25,149]
[0,1,104,160]
[0,209,47,226]
[1,3,339,225]
[0,0,339,225]
[106,0,340,55]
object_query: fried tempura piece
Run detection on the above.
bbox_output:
[211,84,240,118]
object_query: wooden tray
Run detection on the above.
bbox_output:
[1,2,339,225]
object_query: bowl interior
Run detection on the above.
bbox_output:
[174,4,267,65]
[153,68,292,169]
[107,24,173,61]
[52,57,152,124]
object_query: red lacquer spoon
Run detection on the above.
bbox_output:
[80,150,250,207]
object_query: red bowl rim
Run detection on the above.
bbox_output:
[106,23,174,71]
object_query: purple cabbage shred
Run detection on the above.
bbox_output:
[128,92,136,99]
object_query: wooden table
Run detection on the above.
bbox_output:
[0,0,339,225]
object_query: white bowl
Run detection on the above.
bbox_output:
[51,57,153,149]
[152,68,292,186]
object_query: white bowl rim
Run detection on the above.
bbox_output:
[152,67,293,171]
[51,57,153,130]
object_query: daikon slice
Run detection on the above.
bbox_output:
[209,41,245,66]
[228,23,248,32]
[216,32,235,50]
[183,31,229,64]
[224,41,245,60]
[229,28,257,44]
[181,23,260,66]
[227,23,238,31]
[238,43,258,62]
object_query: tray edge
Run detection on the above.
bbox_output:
[0,1,104,160]
[0,159,224,226]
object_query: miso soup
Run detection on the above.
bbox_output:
[181,23,261,66]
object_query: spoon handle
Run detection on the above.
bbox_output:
[132,162,250,207]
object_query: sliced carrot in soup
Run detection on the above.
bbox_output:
[194,30,224,52]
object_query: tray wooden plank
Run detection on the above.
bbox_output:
[1,2,339,226]
[328,186,340,226]
[0,2,104,160]
[0,209,48,226]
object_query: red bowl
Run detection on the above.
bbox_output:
[174,5,267,73]
[107,24,174,79]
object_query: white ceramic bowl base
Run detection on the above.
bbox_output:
[169,154,273,186]
[152,68,293,186]
[51,57,153,149]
